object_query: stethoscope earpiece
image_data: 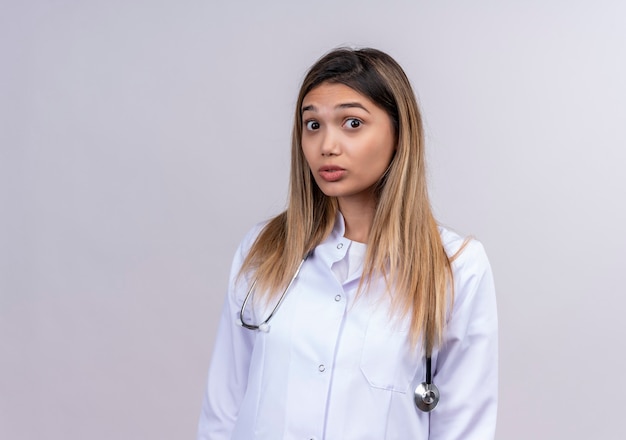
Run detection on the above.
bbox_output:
[414,356,439,412]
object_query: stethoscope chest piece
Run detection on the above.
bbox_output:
[414,356,439,412]
[414,381,440,412]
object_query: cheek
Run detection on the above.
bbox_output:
[377,133,396,164]
[300,143,313,166]
[365,137,394,165]
[300,143,317,173]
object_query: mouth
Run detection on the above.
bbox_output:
[318,165,346,182]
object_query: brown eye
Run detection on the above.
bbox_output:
[305,120,320,130]
[346,118,361,129]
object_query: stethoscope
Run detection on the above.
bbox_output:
[238,256,440,412]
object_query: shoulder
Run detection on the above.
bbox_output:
[438,226,496,327]
[439,225,490,269]
[438,225,493,295]
[228,221,269,278]
[237,221,268,256]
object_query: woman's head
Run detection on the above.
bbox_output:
[289,48,428,239]
[300,81,397,206]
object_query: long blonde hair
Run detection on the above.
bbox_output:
[240,48,455,354]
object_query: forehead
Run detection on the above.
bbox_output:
[302,82,373,107]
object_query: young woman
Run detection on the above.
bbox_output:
[197,47,498,440]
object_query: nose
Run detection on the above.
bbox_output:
[320,128,340,156]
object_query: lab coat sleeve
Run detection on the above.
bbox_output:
[429,239,499,440]
[197,228,260,440]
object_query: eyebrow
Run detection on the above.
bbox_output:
[301,102,371,114]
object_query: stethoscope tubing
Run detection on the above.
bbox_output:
[239,257,307,331]
[238,253,439,412]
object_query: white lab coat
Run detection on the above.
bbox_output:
[198,215,498,439]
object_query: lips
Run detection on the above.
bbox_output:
[318,165,346,182]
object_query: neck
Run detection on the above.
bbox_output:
[338,194,376,243]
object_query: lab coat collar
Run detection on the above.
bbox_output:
[331,210,346,240]
[313,212,350,266]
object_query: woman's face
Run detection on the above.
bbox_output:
[301,82,396,207]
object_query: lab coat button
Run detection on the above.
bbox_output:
[334,295,341,302]
[337,243,343,249]
[318,364,326,372]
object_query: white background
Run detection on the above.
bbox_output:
[1,1,625,438]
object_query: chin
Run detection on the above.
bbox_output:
[316,186,345,198]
